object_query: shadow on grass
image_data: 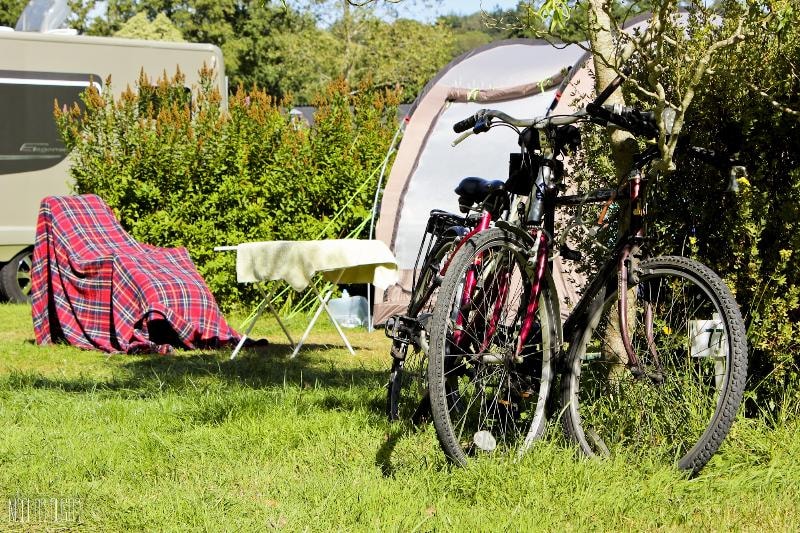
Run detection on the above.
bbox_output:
[1,342,388,398]
[376,401,435,477]
[376,426,404,477]
[2,340,414,463]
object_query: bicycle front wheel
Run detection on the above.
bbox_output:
[427,228,558,465]
[561,256,747,473]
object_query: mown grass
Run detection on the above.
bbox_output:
[1,302,799,531]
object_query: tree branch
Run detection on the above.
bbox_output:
[749,83,800,117]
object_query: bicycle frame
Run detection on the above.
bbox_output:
[560,169,648,368]
[446,69,663,372]
[452,146,656,374]
[446,210,493,277]
[447,209,493,346]
[429,72,747,468]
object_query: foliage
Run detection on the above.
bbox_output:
[70,0,255,76]
[54,68,400,310]
[437,8,505,55]
[113,11,184,41]
[548,1,800,408]
[236,4,338,102]
[67,0,454,103]
[345,17,455,101]
[499,0,654,42]
[0,0,25,27]
[644,2,800,407]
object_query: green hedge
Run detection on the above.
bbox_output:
[645,19,800,408]
[552,13,800,409]
[55,67,400,311]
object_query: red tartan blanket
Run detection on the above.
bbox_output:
[30,195,239,354]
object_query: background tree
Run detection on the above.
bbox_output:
[436,8,507,55]
[66,0,453,102]
[0,0,26,27]
[650,3,800,404]
[280,0,454,101]
[114,11,184,41]
[335,15,454,101]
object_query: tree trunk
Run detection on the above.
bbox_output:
[587,0,638,368]
[587,0,637,182]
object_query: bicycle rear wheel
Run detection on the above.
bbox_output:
[561,256,747,473]
[427,228,558,465]
[387,237,454,424]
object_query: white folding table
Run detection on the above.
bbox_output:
[223,239,398,359]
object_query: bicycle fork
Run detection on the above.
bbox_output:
[515,230,549,358]
[617,171,663,381]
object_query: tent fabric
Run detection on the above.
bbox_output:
[373,39,586,324]
[30,194,238,354]
[445,68,568,103]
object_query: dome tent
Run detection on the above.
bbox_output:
[372,38,586,324]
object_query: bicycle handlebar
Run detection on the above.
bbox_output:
[450,71,747,188]
[585,103,659,138]
[450,109,587,146]
[453,112,481,133]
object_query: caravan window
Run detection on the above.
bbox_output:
[0,70,99,175]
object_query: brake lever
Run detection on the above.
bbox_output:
[473,116,491,134]
[451,130,473,147]
[451,117,492,146]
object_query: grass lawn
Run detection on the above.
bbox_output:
[1,302,799,531]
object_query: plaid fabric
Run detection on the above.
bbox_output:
[30,195,239,354]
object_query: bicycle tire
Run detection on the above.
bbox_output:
[427,228,558,465]
[386,237,455,423]
[560,255,747,473]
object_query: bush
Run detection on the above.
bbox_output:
[559,8,800,411]
[646,13,800,409]
[55,67,400,311]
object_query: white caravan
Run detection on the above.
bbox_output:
[0,29,225,301]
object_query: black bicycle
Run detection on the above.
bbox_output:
[424,73,748,473]
[384,172,515,424]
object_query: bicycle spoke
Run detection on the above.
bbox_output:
[564,257,746,472]
[428,229,557,465]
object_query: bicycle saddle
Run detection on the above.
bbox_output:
[455,177,505,212]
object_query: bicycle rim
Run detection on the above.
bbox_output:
[562,256,747,472]
[428,229,556,464]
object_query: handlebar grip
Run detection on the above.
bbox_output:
[453,114,479,133]
[586,103,658,138]
[618,107,657,137]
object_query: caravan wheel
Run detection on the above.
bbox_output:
[0,249,33,303]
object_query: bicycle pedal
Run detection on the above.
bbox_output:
[384,314,423,346]
[384,315,409,343]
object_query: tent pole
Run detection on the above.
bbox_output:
[368,120,405,241]
[367,119,405,331]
